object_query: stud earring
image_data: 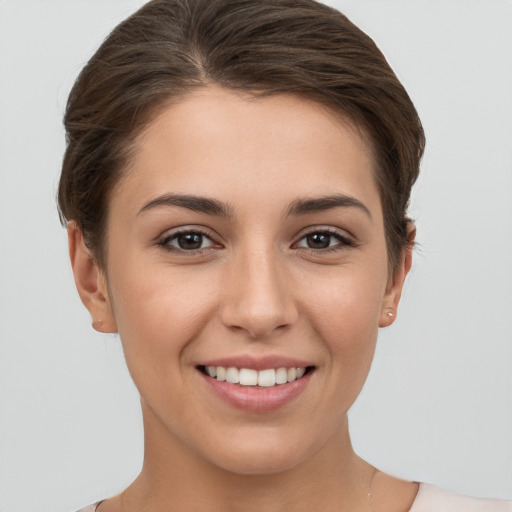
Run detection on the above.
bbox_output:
[386,312,394,318]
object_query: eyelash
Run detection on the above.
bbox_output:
[156,228,355,255]
[294,229,355,253]
[157,229,219,254]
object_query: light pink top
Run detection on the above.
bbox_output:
[75,483,512,511]
[409,483,512,511]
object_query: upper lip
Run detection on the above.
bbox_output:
[197,355,315,371]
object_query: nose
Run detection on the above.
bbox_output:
[220,246,298,339]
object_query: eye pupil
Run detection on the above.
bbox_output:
[307,233,331,249]
[178,233,203,250]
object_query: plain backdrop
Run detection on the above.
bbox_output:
[0,1,511,511]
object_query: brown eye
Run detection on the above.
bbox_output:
[295,230,353,251]
[160,230,216,252]
[306,233,331,249]
[176,232,203,250]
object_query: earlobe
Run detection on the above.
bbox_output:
[379,225,415,328]
[68,222,117,333]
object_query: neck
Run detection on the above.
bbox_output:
[121,404,374,512]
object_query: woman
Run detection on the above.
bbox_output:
[56,0,511,511]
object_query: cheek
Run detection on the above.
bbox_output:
[302,261,386,336]
[300,264,386,395]
[107,262,219,375]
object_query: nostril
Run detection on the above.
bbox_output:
[219,267,298,338]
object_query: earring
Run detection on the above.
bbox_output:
[386,312,394,318]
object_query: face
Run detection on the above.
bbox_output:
[71,87,409,475]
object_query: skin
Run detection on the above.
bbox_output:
[70,87,417,512]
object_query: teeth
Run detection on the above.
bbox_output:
[258,369,276,387]
[225,367,239,384]
[275,367,288,385]
[239,368,258,386]
[204,365,310,387]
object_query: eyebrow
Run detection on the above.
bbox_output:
[287,194,371,218]
[138,193,233,217]
[137,192,370,219]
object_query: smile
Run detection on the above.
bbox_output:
[197,361,316,412]
[199,365,314,387]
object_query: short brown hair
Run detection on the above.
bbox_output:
[58,0,425,270]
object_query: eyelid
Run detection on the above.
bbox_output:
[292,226,356,250]
[156,225,223,253]
[155,224,356,254]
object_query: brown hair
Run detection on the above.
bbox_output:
[58,0,425,270]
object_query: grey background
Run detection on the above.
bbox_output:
[0,1,511,511]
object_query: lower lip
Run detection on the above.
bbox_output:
[198,370,313,412]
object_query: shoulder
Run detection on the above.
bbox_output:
[410,483,512,512]
[74,503,101,512]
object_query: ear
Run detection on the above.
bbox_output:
[379,225,415,328]
[68,221,117,333]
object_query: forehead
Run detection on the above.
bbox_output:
[111,87,381,219]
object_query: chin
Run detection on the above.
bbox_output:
[200,428,323,476]
[213,449,306,476]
